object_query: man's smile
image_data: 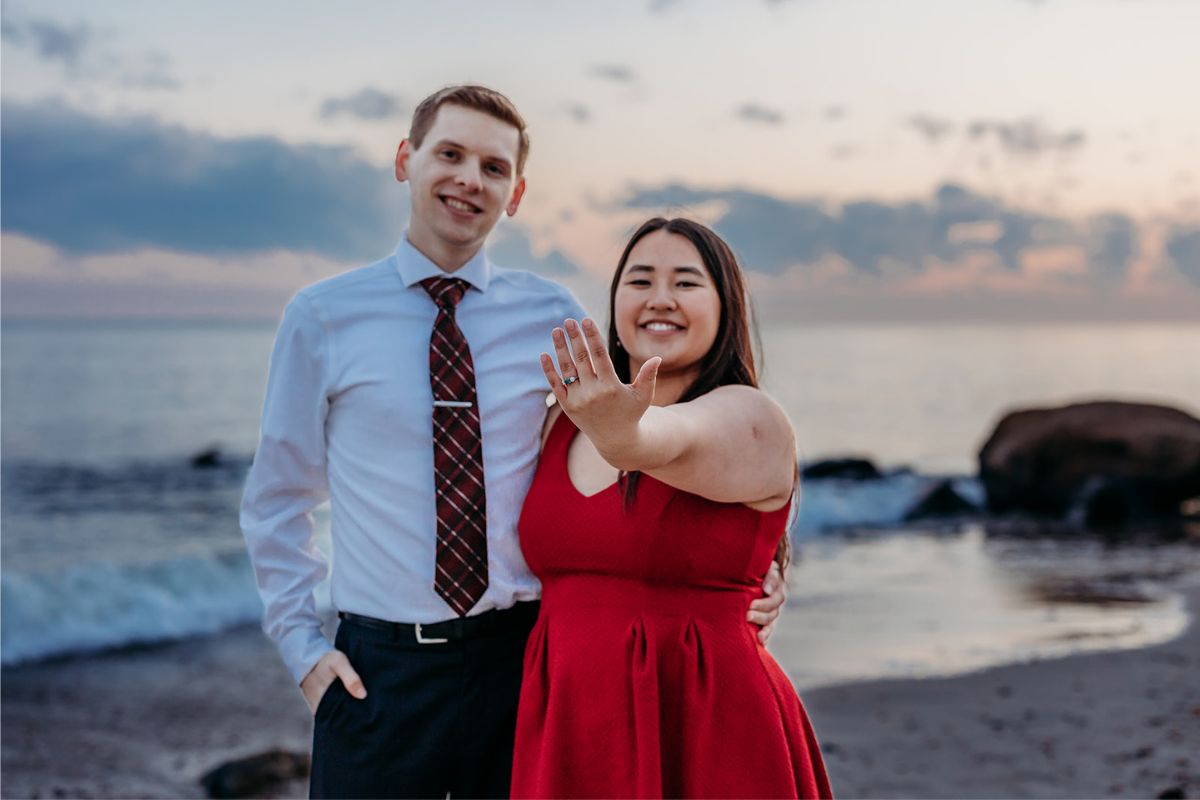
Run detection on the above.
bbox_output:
[440,195,483,215]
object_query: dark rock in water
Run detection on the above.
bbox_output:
[1068,474,1146,528]
[1156,788,1185,800]
[199,749,309,799]
[978,401,1200,524]
[191,448,223,468]
[801,458,882,481]
[903,479,978,521]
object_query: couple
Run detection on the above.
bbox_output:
[240,84,831,799]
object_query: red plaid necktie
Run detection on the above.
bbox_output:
[420,277,488,616]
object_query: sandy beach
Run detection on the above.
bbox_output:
[2,585,1197,799]
[801,585,1200,799]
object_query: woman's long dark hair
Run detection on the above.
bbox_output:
[607,217,791,571]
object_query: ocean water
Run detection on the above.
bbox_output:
[762,322,1200,474]
[2,319,1199,675]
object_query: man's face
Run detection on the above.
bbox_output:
[396,104,525,261]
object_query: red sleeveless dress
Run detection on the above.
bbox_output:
[511,414,832,799]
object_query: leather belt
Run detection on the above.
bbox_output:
[336,601,539,644]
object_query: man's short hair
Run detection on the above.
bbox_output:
[409,85,530,175]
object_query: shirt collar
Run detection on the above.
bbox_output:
[392,231,492,293]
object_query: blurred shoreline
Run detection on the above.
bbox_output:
[2,581,1198,799]
[803,583,1200,799]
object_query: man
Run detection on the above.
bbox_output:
[240,85,785,799]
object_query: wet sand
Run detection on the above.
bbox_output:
[2,590,1198,799]
[801,585,1200,799]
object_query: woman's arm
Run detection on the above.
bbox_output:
[637,386,795,508]
[541,317,795,509]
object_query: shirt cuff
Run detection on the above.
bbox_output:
[279,624,334,685]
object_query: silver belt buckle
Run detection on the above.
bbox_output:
[415,623,448,644]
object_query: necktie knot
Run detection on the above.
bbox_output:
[420,277,470,311]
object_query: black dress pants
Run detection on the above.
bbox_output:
[309,606,536,799]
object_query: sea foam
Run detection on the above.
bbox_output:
[2,549,313,666]
[1,472,977,665]
[793,472,983,535]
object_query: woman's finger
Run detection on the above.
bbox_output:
[540,353,568,406]
[746,608,774,627]
[551,327,578,384]
[581,318,618,382]
[761,562,787,604]
[564,319,596,378]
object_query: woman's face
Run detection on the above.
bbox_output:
[613,229,721,378]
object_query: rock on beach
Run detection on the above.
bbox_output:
[978,401,1200,525]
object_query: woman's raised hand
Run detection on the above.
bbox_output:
[540,318,661,449]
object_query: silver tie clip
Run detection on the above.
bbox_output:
[433,400,473,408]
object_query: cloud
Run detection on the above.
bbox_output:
[618,181,1096,275]
[115,50,178,90]
[1086,213,1138,280]
[487,226,579,276]
[0,234,347,319]
[824,105,846,121]
[565,103,590,124]
[991,211,1037,270]
[967,117,1086,157]
[834,201,934,273]
[1,16,92,68]
[1165,226,1200,285]
[933,182,1002,224]
[2,14,179,90]
[588,64,636,83]
[906,113,955,144]
[620,184,831,273]
[735,103,785,126]
[319,88,406,121]
[0,100,404,261]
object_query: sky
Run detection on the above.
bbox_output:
[2,0,1199,322]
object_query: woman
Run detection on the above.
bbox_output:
[511,218,831,799]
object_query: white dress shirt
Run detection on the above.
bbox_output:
[240,235,587,684]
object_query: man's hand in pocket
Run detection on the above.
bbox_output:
[300,650,367,714]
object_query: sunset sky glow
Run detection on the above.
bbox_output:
[2,0,1198,321]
